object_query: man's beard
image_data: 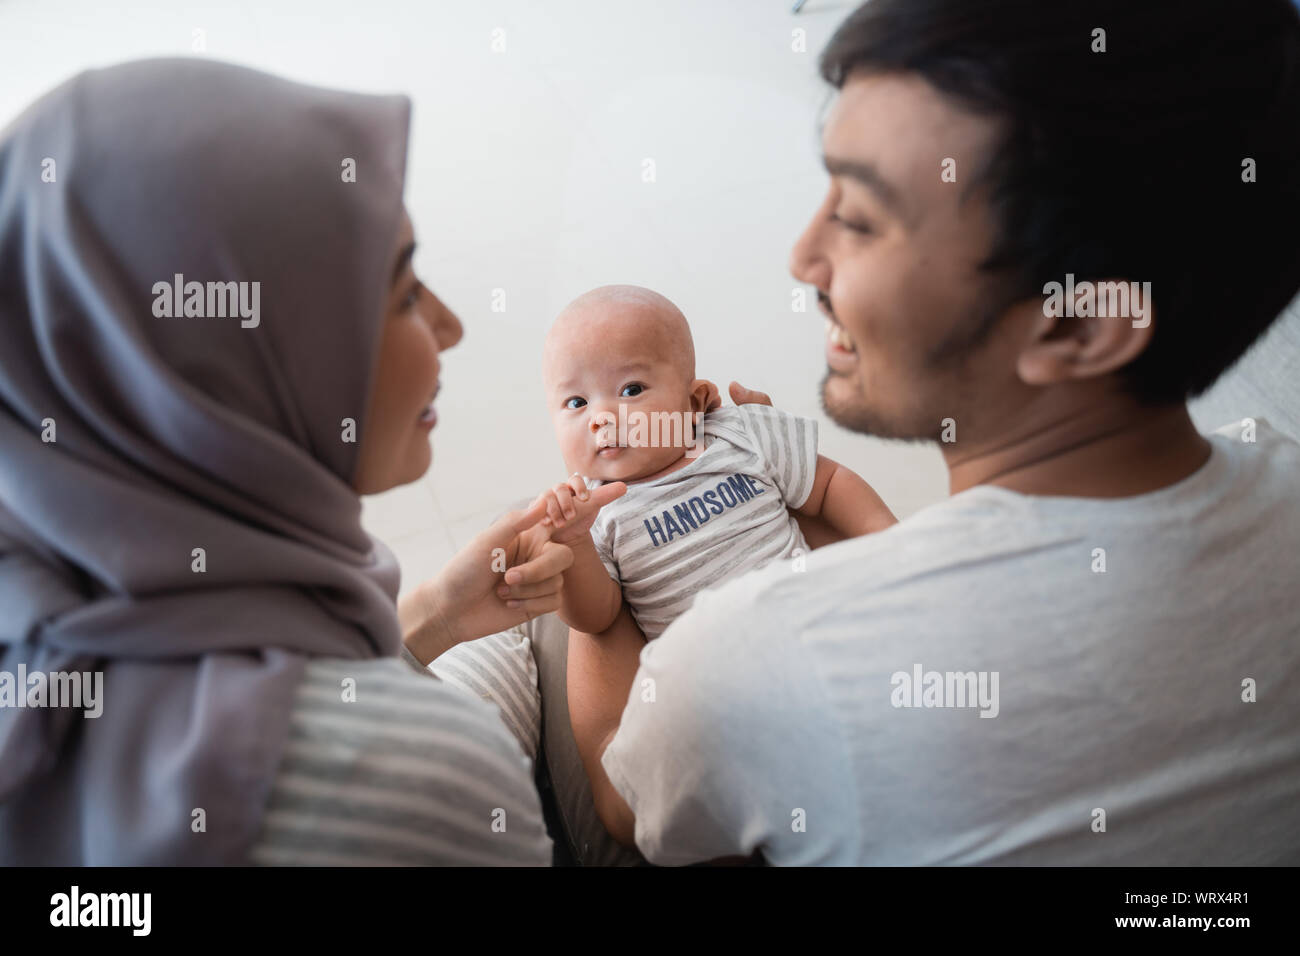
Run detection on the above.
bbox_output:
[818,300,1002,443]
[819,368,941,443]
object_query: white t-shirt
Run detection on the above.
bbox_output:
[602,418,1300,865]
[585,405,817,640]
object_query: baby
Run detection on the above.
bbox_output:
[535,284,896,640]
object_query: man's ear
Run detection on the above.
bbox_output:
[1014,280,1156,387]
[690,378,721,414]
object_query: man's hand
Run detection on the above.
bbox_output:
[725,380,851,548]
[728,381,773,407]
[400,498,574,666]
[534,475,627,545]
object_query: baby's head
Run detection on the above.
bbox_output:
[543,285,713,483]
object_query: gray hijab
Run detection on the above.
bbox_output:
[0,59,411,863]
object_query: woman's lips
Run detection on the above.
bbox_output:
[417,381,440,429]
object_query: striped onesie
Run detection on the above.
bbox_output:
[585,404,818,640]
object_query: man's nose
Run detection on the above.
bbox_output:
[790,200,833,290]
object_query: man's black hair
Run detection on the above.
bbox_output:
[821,0,1300,404]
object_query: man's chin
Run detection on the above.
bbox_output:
[819,371,930,443]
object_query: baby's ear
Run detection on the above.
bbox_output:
[691,378,721,414]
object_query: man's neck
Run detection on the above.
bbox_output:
[943,400,1213,499]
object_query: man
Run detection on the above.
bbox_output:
[569,0,1300,864]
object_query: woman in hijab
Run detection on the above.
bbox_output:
[0,58,582,864]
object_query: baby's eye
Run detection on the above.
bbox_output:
[620,383,645,398]
[564,396,586,410]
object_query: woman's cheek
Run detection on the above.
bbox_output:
[396,318,438,406]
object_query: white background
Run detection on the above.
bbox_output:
[2,0,1267,597]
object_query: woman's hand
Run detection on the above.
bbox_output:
[400,498,573,666]
[535,475,628,545]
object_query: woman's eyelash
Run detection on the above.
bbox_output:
[830,212,872,234]
[402,281,424,309]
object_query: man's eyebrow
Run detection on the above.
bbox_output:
[823,155,906,217]
[391,241,417,285]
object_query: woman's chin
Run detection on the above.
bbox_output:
[390,439,433,488]
[408,440,433,479]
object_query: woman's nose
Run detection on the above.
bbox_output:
[427,292,464,352]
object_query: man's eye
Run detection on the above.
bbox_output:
[620,383,645,398]
[564,397,586,410]
[830,211,872,235]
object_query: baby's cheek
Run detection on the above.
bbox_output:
[558,428,588,472]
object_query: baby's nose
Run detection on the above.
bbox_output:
[589,410,616,434]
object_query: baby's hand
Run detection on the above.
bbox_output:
[534,475,627,545]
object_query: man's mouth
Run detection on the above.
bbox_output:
[819,294,858,375]
[825,318,857,354]
[819,293,856,354]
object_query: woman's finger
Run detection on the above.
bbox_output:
[503,540,573,586]
[498,577,563,601]
[504,594,562,615]
[507,496,551,537]
[472,498,547,563]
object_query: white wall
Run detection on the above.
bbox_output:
[0,0,950,596]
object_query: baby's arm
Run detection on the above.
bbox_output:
[558,536,623,634]
[796,455,898,538]
[535,476,625,634]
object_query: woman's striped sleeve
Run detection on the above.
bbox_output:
[249,658,552,866]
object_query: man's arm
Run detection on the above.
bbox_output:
[726,380,896,540]
[567,605,644,847]
[797,454,897,538]
[567,504,855,852]
[569,608,757,861]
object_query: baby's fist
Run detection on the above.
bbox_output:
[534,475,626,544]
